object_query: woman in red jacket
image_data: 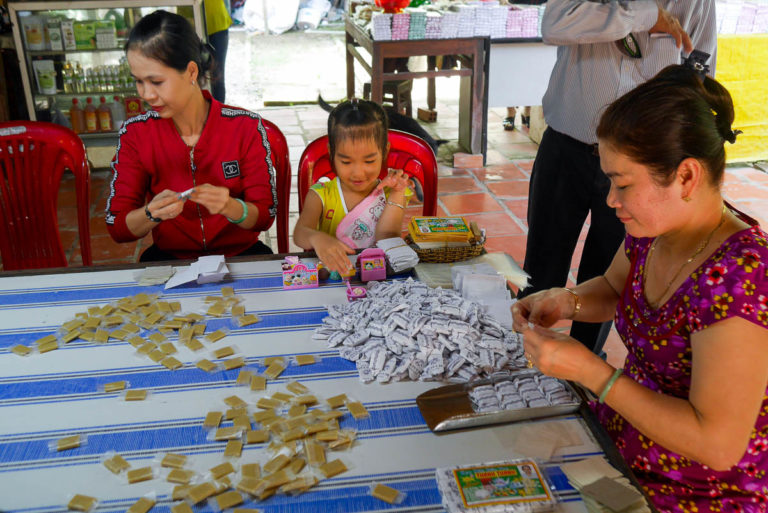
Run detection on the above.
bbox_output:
[106,10,277,261]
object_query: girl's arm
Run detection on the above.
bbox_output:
[375,169,411,241]
[375,188,407,241]
[294,191,355,273]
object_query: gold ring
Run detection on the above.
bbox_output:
[525,352,534,368]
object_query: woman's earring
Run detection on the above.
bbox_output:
[682,196,692,202]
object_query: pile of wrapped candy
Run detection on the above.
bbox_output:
[312,278,528,383]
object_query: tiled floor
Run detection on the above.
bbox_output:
[46,104,768,368]
[12,26,768,369]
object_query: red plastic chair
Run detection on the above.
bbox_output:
[260,119,292,254]
[0,121,91,271]
[297,129,438,215]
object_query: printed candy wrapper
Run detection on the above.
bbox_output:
[435,459,558,513]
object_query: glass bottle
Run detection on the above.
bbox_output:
[62,61,74,93]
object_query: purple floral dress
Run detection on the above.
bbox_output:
[593,224,768,512]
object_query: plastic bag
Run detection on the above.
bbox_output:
[244,0,300,34]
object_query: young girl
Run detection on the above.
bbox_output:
[294,99,412,273]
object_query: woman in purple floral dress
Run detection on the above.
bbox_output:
[512,63,768,511]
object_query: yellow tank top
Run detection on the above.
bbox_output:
[310,177,413,236]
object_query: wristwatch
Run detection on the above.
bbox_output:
[145,205,162,223]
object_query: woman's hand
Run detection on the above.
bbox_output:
[147,189,185,221]
[377,169,411,193]
[188,183,232,216]
[522,324,599,383]
[511,288,577,331]
[310,232,355,274]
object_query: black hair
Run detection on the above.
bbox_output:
[327,99,389,162]
[596,64,738,188]
[125,10,214,87]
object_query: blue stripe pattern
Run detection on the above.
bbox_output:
[0,263,605,513]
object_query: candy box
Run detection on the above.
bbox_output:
[357,248,386,282]
[282,261,319,290]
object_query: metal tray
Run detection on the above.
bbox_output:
[416,371,583,432]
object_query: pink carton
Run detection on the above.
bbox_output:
[358,248,387,282]
[282,261,319,289]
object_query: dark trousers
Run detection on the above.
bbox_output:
[519,127,625,354]
[140,240,272,262]
[208,29,229,103]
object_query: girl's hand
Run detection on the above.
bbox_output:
[512,288,576,331]
[522,325,596,383]
[377,169,411,193]
[147,189,185,221]
[188,183,232,215]
[311,232,356,274]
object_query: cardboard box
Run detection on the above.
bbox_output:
[73,21,96,50]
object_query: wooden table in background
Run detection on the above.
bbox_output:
[345,18,489,158]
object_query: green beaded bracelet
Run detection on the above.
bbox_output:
[226,198,248,224]
[598,368,623,404]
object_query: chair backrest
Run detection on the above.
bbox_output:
[297,129,437,216]
[260,118,291,254]
[0,121,91,271]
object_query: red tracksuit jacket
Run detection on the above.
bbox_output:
[106,93,277,259]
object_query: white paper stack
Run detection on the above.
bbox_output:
[506,7,522,38]
[452,264,514,329]
[425,12,442,39]
[134,265,175,286]
[560,457,652,513]
[490,6,508,39]
[521,6,540,37]
[165,255,230,289]
[371,13,392,41]
[755,5,768,33]
[377,237,419,272]
[719,0,743,34]
[408,9,427,39]
[456,5,475,38]
[439,11,459,39]
[737,1,757,33]
[391,12,410,40]
[474,5,493,36]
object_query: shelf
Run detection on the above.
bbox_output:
[34,89,138,98]
[27,46,126,56]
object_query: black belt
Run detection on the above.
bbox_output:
[549,127,600,156]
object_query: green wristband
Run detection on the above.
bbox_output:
[226,198,248,224]
[598,368,623,404]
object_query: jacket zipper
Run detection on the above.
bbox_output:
[189,145,208,251]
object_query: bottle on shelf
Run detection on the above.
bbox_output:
[111,95,126,129]
[74,62,85,93]
[69,98,85,134]
[62,62,74,94]
[98,96,113,132]
[84,97,98,133]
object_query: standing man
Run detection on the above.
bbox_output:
[206,0,232,103]
[520,0,717,353]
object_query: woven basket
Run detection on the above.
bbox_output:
[406,235,484,263]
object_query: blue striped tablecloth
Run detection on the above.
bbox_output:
[0,259,605,512]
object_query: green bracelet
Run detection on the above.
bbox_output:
[598,368,623,404]
[226,198,248,224]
